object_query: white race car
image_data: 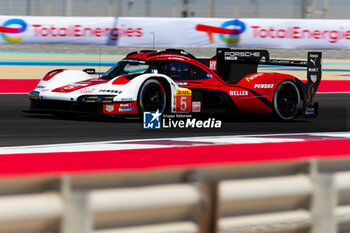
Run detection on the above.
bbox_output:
[27,49,193,117]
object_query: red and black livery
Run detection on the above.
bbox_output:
[129,48,322,120]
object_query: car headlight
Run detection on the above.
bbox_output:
[78,95,116,103]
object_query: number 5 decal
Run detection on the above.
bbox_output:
[180,96,187,111]
[175,89,192,112]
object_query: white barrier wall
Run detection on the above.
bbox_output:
[2,160,350,233]
[1,16,350,49]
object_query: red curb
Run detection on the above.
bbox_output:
[0,139,349,177]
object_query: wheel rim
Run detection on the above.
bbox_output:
[141,83,165,112]
[274,81,300,120]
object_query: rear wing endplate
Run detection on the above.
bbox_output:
[306,52,322,87]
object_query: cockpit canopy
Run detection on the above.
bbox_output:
[102,58,212,81]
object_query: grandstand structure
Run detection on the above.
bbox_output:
[0,0,342,19]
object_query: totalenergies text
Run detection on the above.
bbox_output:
[251,26,350,43]
[32,24,143,40]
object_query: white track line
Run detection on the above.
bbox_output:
[0,132,349,155]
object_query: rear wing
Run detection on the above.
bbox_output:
[204,48,322,86]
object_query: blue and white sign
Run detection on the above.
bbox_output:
[143,110,161,129]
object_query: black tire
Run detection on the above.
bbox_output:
[137,79,167,115]
[273,81,301,121]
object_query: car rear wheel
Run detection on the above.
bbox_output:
[138,79,166,115]
[273,81,301,121]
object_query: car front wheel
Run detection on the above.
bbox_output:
[138,79,166,115]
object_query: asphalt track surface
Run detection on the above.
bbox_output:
[0,94,348,147]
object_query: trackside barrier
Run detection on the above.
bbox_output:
[2,159,350,233]
[3,16,350,49]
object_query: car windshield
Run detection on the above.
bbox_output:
[101,59,150,79]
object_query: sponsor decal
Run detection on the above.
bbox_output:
[308,67,319,72]
[120,103,132,107]
[250,25,350,44]
[224,56,238,61]
[224,51,260,58]
[209,60,217,71]
[105,104,114,113]
[0,18,144,43]
[122,59,146,63]
[176,82,188,86]
[63,85,76,90]
[80,89,94,93]
[196,19,246,44]
[32,24,143,41]
[179,50,189,55]
[0,19,27,43]
[103,102,136,114]
[176,90,191,96]
[121,98,132,101]
[310,58,316,66]
[175,89,192,112]
[224,51,262,61]
[310,74,318,83]
[143,110,161,129]
[53,79,108,93]
[192,101,201,112]
[245,73,264,82]
[119,107,134,112]
[99,89,122,94]
[64,83,90,90]
[74,83,90,86]
[254,84,274,89]
[230,90,248,96]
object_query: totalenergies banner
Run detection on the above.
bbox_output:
[1,15,350,49]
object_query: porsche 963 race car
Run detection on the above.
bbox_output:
[27,48,322,120]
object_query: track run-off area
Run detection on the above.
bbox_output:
[0,93,348,147]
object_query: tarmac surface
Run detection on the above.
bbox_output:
[0,93,348,147]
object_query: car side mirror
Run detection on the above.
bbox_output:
[83,68,96,74]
